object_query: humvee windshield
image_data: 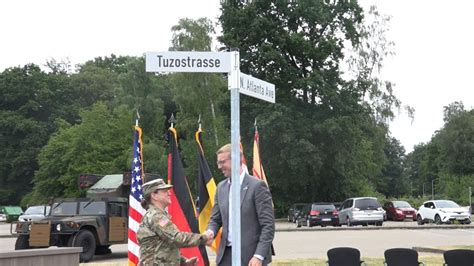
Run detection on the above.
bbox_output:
[51,201,106,215]
[52,202,77,215]
[79,201,106,215]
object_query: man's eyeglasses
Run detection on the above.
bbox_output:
[216,158,230,166]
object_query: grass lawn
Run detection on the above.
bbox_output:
[272,256,444,265]
[271,245,473,265]
[82,245,473,266]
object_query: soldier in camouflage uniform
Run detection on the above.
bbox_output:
[137,178,210,266]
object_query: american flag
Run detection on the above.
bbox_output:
[128,126,146,266]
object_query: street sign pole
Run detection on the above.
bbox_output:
[146,50,275,266]
[229,50,241,266]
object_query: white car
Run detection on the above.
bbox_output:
[417,200,471,225]
[0,212,6,222]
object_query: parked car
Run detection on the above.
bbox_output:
[0,206,23,223]
[417,200,471,225]
[296,202,340,227]
[383,200,417,221]
[338,197,384,226]
[287,203,308,223]
[333,202,342,210]
[18,205,50,222]
[0,211,6,222]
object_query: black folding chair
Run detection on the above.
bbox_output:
[327,247,366,266]
[443,249,474,266]
[384,248,424,266]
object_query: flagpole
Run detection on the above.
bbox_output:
[197,115,202,215]
[229,50,241,266]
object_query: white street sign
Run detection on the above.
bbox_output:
[239,72,275,103]
[146,51,231,73]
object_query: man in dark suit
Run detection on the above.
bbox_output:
[207,144,275,266]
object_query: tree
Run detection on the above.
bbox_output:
[218,1,400,214]
[404,102,473,204]
[79,55,169,174]
[404,143,428,197]
[438,103,473,176]
[377,137,407,197]
[165,18,230,192]
[25,102,132,204]
[0,64,70,204]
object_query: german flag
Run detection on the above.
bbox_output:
[195,128,221,252]
[167,128,209,266]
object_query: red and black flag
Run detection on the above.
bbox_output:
[252,129,268,185]
[195,127,221,252]
[167,127,209,266]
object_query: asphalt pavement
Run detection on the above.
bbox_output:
[1,220,473,264]
[2,219,473,238]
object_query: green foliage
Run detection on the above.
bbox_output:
[81,56,169,173]
[439,173,473,206]
[25,103,132,204]
[377,137,408,197]
[218,1,405,217]
[166,18,230,192]
[170,18,215,51]
[0,64,69,204]
[5,3,470,219]
[405,102,473,205]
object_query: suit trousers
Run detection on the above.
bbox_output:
[218,246,268,266]
[218,246,232,266]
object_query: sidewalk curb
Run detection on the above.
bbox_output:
[276,224,474,232]
[413,246,446,254]
[1,222,472,237]
[0,235,16,238]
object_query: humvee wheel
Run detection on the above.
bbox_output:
[15,235,30,250]
[95,245,112,255]
[71,230,96,262]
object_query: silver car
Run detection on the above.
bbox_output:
[338,197,384,226]
[18,205,50,222]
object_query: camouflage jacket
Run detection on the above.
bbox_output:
[137,205,206,265]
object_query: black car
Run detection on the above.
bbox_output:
[287,203,308,223]
[297,202,340,227]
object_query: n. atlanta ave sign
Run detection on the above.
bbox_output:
[239,73,275,103]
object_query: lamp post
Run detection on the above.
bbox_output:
[431,178,438,200]
[469,187,472,214]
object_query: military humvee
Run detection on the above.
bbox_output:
[14,173,132,262]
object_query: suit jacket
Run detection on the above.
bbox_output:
[207,174,275,265]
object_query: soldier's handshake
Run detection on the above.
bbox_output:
[205,230,215,246]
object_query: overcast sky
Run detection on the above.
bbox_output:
[1,0,472,153]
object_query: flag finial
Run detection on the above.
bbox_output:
[198,114,202,130]
[135,109,140,127]
[168,113,177,128]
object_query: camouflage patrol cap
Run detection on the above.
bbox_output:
[142,178,173,196]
